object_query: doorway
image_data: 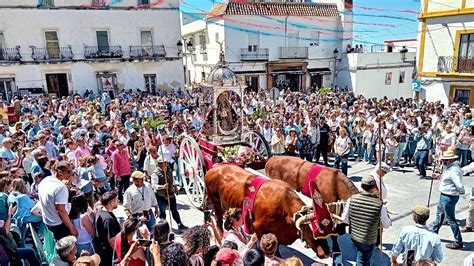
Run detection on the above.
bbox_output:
[46,73,69,97]
[0,78,14,102]
[310,74,322,90]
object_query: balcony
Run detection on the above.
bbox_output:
[31,47,73,61]
[84,46,123,59]
[279,47,309,59]
[38,0,54,7]
[241,48,269,61]
[0,48,21,63]
[129,45,166,60]
[438,56,474,73]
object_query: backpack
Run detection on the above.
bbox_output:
[0,192,8,221]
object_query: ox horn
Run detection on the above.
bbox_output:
[295,215,305,231]
[331,213,343,222]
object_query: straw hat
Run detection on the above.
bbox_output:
[440,147,459,160]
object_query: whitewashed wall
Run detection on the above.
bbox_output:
[0,5,184,94]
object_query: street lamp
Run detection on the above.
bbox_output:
[177,40,183,54]
[400,46,408,62]
[332,48,339,89]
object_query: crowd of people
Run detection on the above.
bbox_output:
[0,86,471,266]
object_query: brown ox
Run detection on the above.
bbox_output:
[265,156,359,251]
[204,164,331,258]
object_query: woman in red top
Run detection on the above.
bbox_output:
[114,218,146,266]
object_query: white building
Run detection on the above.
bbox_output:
[337,51,416,99]
[0,0,184,100]
[417,0,474,106]
[181,0,353,92]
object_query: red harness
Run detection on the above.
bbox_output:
[302,164,337,239]
[242,176,269,234]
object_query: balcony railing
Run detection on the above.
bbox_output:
[38,0,54,7]
[0,48,21,62]
[279,47,308,59]
[31,47,73,61]
[241,48,269,61]
[438,56,474,73]
[91,0,106,7]
[129,45,166,59]
[84,46,123,59]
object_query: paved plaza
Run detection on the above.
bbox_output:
[115,159,473,265]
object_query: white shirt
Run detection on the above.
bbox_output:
[158,144,176,163]
[370,170,388,200]
[38,176,69,226]
[123,182,158,215]
[143,155,159,176]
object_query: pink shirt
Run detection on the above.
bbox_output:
[111,149,131,177]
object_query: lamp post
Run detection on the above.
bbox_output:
[178,39,194,86]
[333,48,339,90]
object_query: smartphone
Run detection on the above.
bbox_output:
[137,239,152,247]
[204,210,212,222]
[168,233,175,242]
[332,252,342,266]
[143,210,150,220]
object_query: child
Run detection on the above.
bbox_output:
[362,124,373,162]
[385,131,399,168]
[375,137,385,164]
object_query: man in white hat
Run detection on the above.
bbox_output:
[431,148,465,250]
[369,162,391,200]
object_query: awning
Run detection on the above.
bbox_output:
[271,71,306,75]
[308,67,331,75]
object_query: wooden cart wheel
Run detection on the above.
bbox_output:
[178,136,206,209]
[243,131,272,159]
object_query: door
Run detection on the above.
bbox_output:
[96,31,109,51]
[46,74,69,97]
[45,31,60,59]
[0,79,14,102]
[140,30,153,55]
[311,74,322,89]
[144,74,156,94]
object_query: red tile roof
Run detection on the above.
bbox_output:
[206,2,340,19]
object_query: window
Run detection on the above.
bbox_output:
[45,31,60,58]
[457,33,474,73]
[138,0,150,5]
[310,31,320,46]
[385,72,392,85]
[144,74,156,94]
[201,72,206,82]
[248,32,259,52]
[203,53,208,61]
[458,33,474,58]
[215,33,220,42]
[96,31,109,49]
[199,34,207,53]
[399,71,405,83]
[454,89,470,105]
[38,0,54,6]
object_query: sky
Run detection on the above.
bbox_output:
[179,0,421,48]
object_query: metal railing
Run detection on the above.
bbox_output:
[0,48,21,62]
[84,46,123,59]
[38,0,54,7]
[279,47,308,59]
[129,45,166,59]
[31,46,73,61]
[438,56,474,73]
[241,48,269,61]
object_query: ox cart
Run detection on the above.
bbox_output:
[178,50,271,208]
